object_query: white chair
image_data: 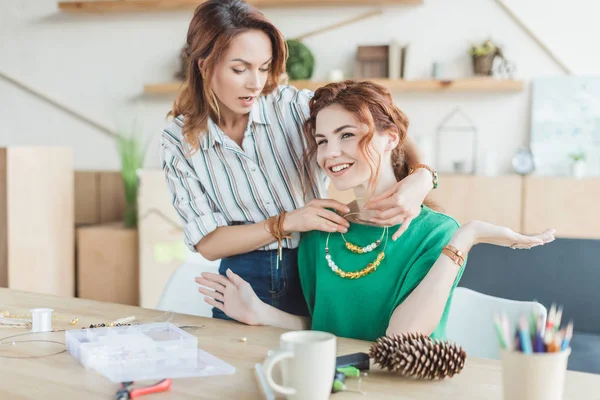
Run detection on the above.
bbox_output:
[446,287,547,360]
[156,259,220,318]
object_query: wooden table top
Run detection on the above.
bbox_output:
[1,288,599,400]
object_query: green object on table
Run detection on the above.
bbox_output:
[286,39,314,80]
[332,379,346,393]
[337,366,360,378]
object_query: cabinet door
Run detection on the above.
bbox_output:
[523,177,600,239]
[428,175,523,231]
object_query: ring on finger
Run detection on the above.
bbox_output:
[510,243,531,250]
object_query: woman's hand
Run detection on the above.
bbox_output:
[283,199,350,234]
[451,220,556,253]
[195,269,264,325]
[364,169,432,240]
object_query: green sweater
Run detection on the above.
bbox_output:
[298,206,465,342]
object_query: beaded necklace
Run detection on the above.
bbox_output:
[325,222,389,279]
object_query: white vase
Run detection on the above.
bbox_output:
[571,160,586,179]
[328,69,344,82]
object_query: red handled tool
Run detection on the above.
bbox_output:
[115,379,172,400]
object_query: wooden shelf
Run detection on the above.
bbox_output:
[144,82,184,95]
[58,0,423,13]
[144,78,524,95]
[290,78,525,92]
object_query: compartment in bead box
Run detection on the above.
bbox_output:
[66,322,197,368]
[65,322,235,382]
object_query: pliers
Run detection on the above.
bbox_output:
[115,379,172,399]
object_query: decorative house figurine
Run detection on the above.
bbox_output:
[434,108,479,175]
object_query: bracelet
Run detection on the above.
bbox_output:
[409,164,438,189]
[442,244,465,267]
[265,212,292,261]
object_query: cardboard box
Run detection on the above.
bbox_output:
[0,147,74,296]
[74,171,125,225]
[77,222,139,305]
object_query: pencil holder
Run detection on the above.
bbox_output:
[500,348,571,400]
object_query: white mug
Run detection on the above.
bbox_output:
[263,330,336,400]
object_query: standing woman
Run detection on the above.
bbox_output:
[160,0,435,320]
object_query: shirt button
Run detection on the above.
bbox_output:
[266,200,271,205]
[251,166,257,172]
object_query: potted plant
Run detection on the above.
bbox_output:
[116,130,147,228]
[286,39,315,80]
[568,151,586,179]
[469,40,503,76]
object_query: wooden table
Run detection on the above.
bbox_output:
[1,288,599,400]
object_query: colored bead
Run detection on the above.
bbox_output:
[327,226,388,279]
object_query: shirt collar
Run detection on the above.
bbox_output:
[250,96,271,126]
[201,98,270,150]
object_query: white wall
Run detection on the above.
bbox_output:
[500,0,600,75]
[1,0,588,174]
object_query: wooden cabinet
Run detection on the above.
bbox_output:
[0,147,74,297]
[523,177,600,238]
[429,175,523,232]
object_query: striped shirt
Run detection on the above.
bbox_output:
[160,85,328,252]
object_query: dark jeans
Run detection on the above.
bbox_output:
[212,248,309,320]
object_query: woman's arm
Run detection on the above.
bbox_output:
[196,221,279,261]
[197,269,310,330]
[386,221,555,336]
[257,302,310,330]
[386,226,473,336]
[196,199,350,261]
[364,136,434,240]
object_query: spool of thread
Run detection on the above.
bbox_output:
[30,308,53,332]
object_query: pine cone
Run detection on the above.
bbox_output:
[369,332,466,380]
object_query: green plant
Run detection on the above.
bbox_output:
[286,39,315,80]
[469,39,501,57]
[116,129,148,228]
[569,151,586,162]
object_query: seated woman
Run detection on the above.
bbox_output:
[196,80,555,341]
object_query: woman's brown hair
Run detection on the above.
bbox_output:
[168,0,287,151]
[302,80,410,196]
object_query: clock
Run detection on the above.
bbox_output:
[512,148,535,175]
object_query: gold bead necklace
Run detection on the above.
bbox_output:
[325,225,389,279]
